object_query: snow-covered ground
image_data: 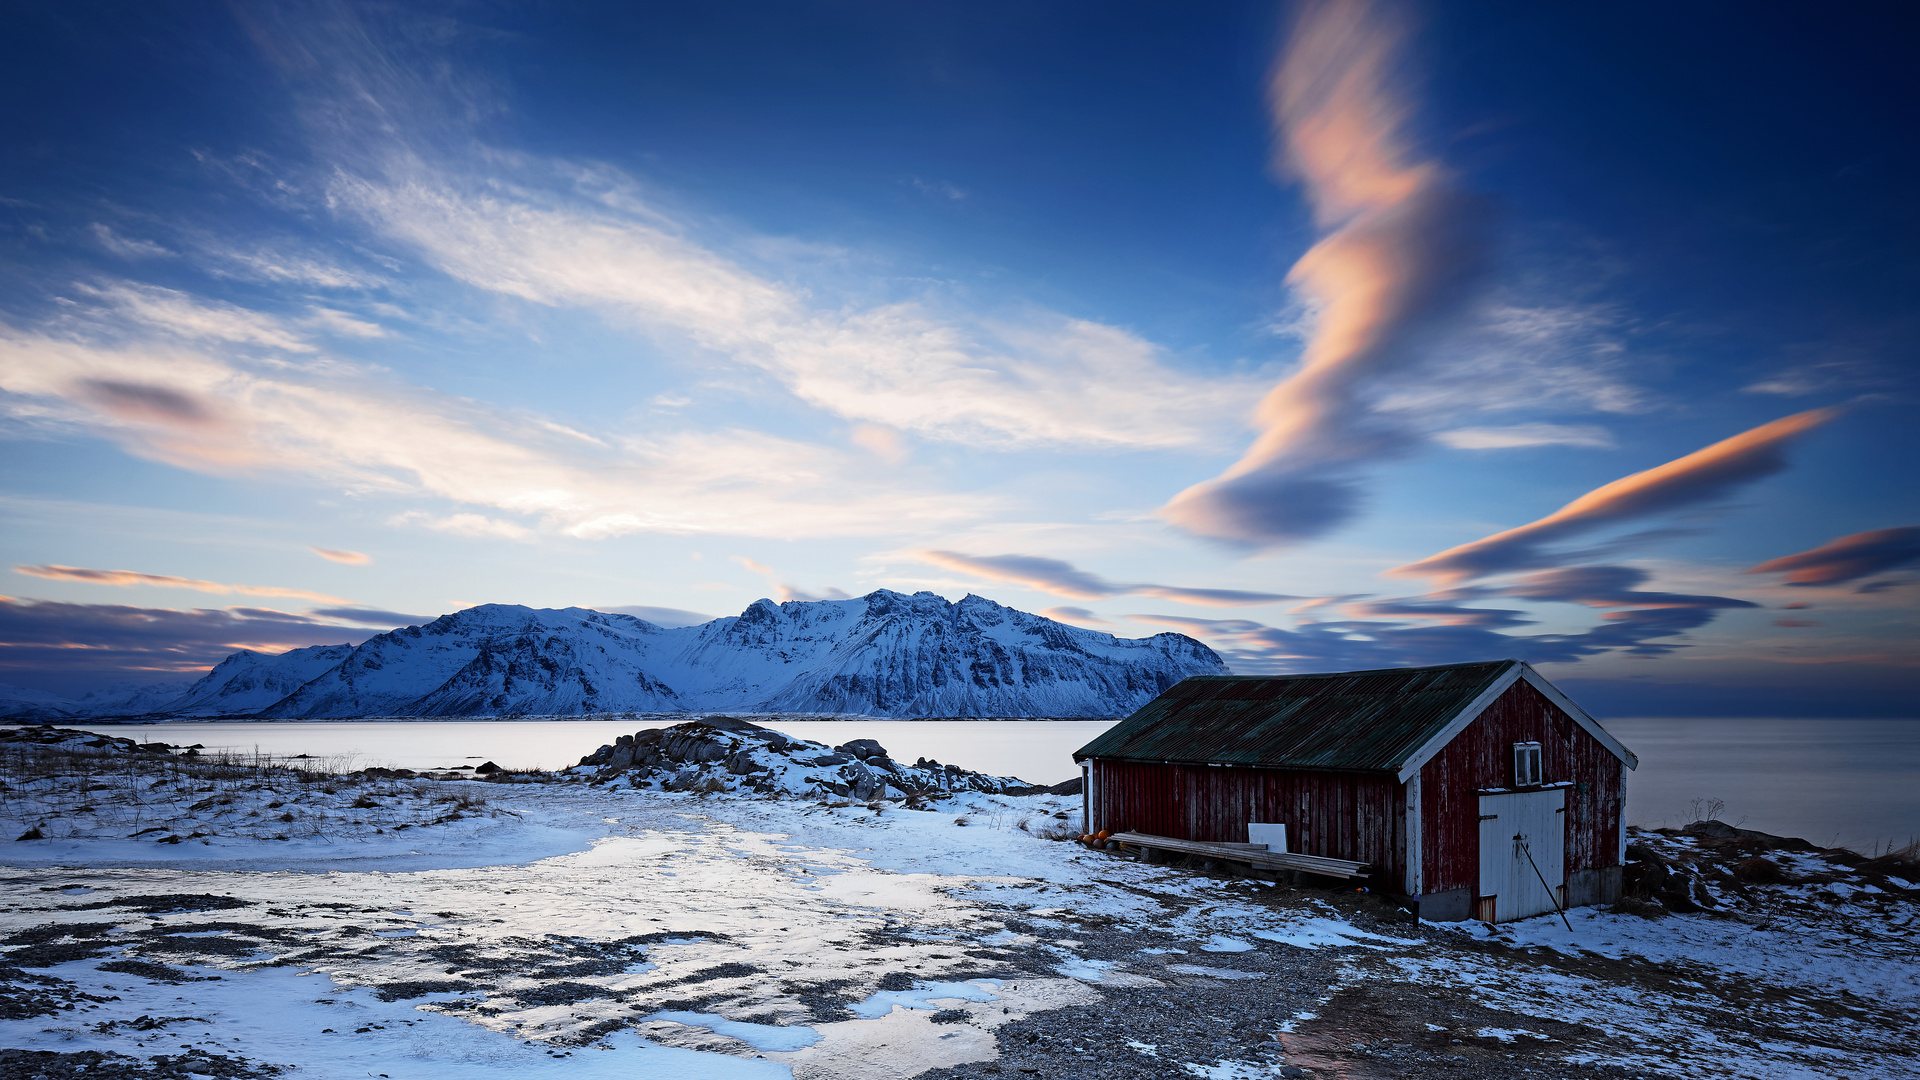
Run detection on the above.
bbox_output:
[3,725,1915,1080]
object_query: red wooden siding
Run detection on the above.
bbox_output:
[1418,680,1624,895]
[1089,760,1403,875]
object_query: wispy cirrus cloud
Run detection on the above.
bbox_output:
[1160,0,1487,547]
[77,281,316,352]
[1390,408,1840,584]
[246,1,1257,455]
[0,292,998,540]
[89,223,172,260]
[14,563,348,604]
[916,550,1298,607]
[330,169,1259,454]
[1747,527,1920,588]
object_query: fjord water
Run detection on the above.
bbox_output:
[86,716,1917,854]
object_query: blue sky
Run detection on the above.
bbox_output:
[2,0,1914,715]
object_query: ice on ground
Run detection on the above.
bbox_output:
[1477,1026,1548,1042]
[1164,964,1267,980]
[4,958,789,1080]
[1181,1059,1288,1079]
[848,980,1000,1019]
[1249,917,1414,950]
[643,1010,821,1051]
[1198,933,1254,952]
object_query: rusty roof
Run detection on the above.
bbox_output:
[1073,659,1522,773]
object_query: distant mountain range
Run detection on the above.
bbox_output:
[0,591,1225,720]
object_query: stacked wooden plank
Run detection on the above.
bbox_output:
[1108,830,1372,880]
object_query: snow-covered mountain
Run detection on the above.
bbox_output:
[167,645,359,717]
[20,591,1224,720]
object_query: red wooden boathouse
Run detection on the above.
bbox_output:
[1072,660,1638,922]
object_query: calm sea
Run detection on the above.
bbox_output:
[63,716,1919,854]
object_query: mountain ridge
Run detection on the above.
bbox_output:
[3,591,1226,720]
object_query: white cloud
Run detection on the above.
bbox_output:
[330,169,1262,452]
[0,292,1002,540]
[850,423,907,463]
[89,223,172,259]
[304,307,388,339]
[78,281,314,353]
[909,177,968,201]
[1375,301,1648,421]
[210,248,381,289]
[1437,423,1616,450]
[392,511,534,541]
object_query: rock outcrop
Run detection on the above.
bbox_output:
[574,717,1035,798]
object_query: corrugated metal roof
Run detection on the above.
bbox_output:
[1073,660,1520,773]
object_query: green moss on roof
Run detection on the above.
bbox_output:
[1073,660,1518,773]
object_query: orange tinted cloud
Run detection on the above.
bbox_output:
[1746,526,1920,586]
[1391,408,1840,583]
[731,556,848,604]
[1270,0,1428,223]
[14,564,349,604]
[1161,0,1484,546]
[309,546,372,565]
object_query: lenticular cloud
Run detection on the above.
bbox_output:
[1390,408,1839,584]
[1746,526,1920,587]
[1161,0,1486,547]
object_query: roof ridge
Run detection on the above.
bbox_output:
[1189,659,1515,682]
[1072,659,1526,773]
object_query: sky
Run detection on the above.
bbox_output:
[1,0,1915,716]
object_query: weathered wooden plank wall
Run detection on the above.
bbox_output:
[1089,760,1403,876]
[1418,680,1624,895]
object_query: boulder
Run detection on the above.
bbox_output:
[834,738,888,761]
[607,734,637,770]
[839,760,885,801]
[725,749,768,775]
[661,732,731,764]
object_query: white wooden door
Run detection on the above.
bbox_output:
[1476,789,1566,922]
